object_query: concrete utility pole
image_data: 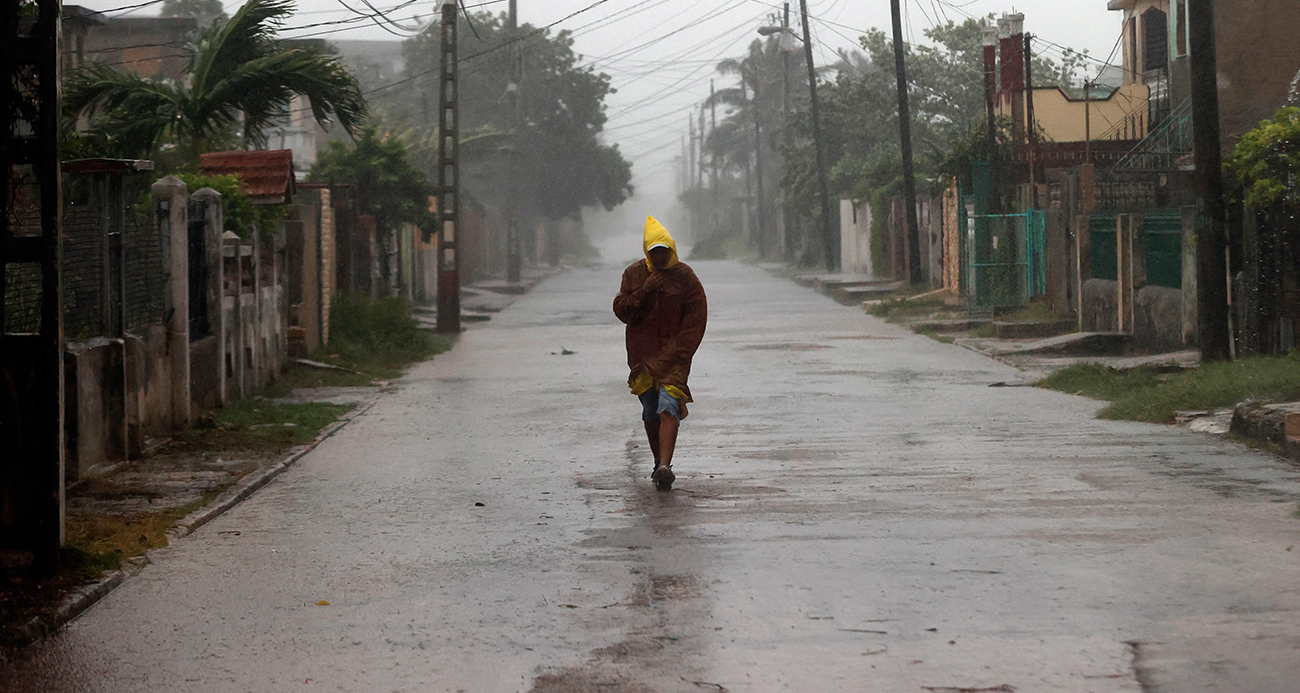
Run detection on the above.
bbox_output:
[505,0,522,283]
[436,0,461,334]
[799,0,835,271]
[0,0,65,569]
[983,27,999,212]
[1187,0,1230,361]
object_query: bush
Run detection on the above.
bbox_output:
[328,293,441,370]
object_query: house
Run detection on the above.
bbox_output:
[1046,0,1300,352]
[82,14,197,80]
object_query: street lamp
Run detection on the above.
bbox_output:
[760,0,835,271]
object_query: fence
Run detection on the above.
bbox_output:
[963,209,1046,317]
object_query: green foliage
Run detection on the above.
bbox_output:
[865,295,945,322]
[781,16,1084,239]
[1040,352,1300,423]
[309,126,436,238]
[328,293,443,372]
[396,12,631,222]
[1224,106,1300,208]
[213,400,351,446]
[171,172,284,238]
[937,116,1018,187]
[1040,363,1164,402]
[64,0,366,163]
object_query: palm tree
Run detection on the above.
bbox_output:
[66,0,366,162]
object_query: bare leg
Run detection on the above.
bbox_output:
[657,411,679,469]
[644,417,661,467]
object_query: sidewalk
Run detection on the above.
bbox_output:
[789,268,1300,467]
[0,268,557,656]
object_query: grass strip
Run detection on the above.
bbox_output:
[1040,351,1300,423]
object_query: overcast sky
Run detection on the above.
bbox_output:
[76,0,1126,226]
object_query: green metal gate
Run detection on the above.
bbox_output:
[964,210,1046,316]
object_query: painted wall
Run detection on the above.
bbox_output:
[1019,83,1152,143]
[839,199,872,277]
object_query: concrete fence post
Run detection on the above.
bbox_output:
[152,176,190,429]
[191,187,226,406]
[319,188,334,346]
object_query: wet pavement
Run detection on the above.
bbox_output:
[4,259,1300,692]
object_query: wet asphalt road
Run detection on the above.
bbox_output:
[4,258,1300,692]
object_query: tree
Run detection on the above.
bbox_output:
[65,0,365,163]
[161,0,228,28]
[394,12,631,225]
[782,17,1084,219]
[310,126,437,239]
[701,36,801,252]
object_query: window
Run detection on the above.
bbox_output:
[1143,8,1169,73]
[1175,0,1187,57]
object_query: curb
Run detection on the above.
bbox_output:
[2,395,381,657]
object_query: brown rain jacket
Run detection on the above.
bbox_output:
[612,217,708,415]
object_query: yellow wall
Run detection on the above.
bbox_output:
[999,83,1151,144]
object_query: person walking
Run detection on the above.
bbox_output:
[613,216,708,490]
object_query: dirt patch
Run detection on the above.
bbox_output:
[741,342,832,351]
[591,639,666,664]
[530,670,656,693]
[650,574,699,602]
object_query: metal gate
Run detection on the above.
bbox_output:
[964,209,1046,316]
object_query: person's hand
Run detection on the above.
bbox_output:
[642,272,665,293]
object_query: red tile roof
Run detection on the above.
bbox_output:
[199,149,297,204]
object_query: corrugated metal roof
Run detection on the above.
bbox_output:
[199,149,297,204]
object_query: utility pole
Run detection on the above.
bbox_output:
[740,80,753,244]
[752,64,766,257]
[983,27,998,212]
[1188,0,1230,360]
[698,104,706,192]
[799,0,835,271]
[1,0,65,569]
[710,80,718,217]
[436,0,461,334]
[890,0,921,285]
[505,0,522,283]
[1084,80,1092,164]
[1024,33,1038,209]
[781,3,793,260]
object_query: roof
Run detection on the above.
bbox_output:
[199,150,297,204]
[63,6,106,27]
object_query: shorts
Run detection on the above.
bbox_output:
[639,386,681,423]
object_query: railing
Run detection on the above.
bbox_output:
[1112,98,1193,170]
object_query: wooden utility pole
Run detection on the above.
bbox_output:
[740,80,753,243]
[1025,33,1039,209]
[505,0,521,283]
[890,0,921,284]
[710,80,718,213]
[436,0,461,334]
[0,0,65,569]
[799,0,835,270]
[1188,0,1230,360]
[750,68,766,255]
[781,2,793,260]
